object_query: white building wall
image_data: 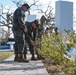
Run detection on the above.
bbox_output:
[26,15,36,22]
[55,1,73,32]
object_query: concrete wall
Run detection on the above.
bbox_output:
[55,1,73,32]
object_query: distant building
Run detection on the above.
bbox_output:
[55,1,73,32]
[26,15,36,22]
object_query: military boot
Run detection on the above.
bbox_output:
[37,55,42,60]
[31,54,37,61]
[24,54,26,59]
[37,55,45,60]
[18,54,29,62]
[24,54,29,61]
[14,54,18,61]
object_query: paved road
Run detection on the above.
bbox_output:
[0,52,48,75]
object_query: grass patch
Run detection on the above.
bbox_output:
[0,52,14,62]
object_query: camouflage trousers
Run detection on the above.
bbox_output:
[12,28,24,54]
[24,38,34,55]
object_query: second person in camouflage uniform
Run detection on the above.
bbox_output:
[24,20,39,60]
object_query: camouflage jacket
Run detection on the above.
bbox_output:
[12,7,26,30]
[25,22,37,41]
[38,24,44,32]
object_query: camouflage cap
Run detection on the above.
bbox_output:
[33,20,39,27]
[22,3,30,9]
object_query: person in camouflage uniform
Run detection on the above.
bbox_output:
[38,23,44,38]
[12,3,31,62]
[38,15,46,38]
[54,27,58,35]
[24,20,39,60]
[36,16,47,60]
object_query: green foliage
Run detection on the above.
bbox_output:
[36,31,76,75]
[66,42,74,49]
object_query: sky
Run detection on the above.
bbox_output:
[0,0,76,37]
[0,0,76,18]
[0,0,76,16]
[0,0,76,22]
